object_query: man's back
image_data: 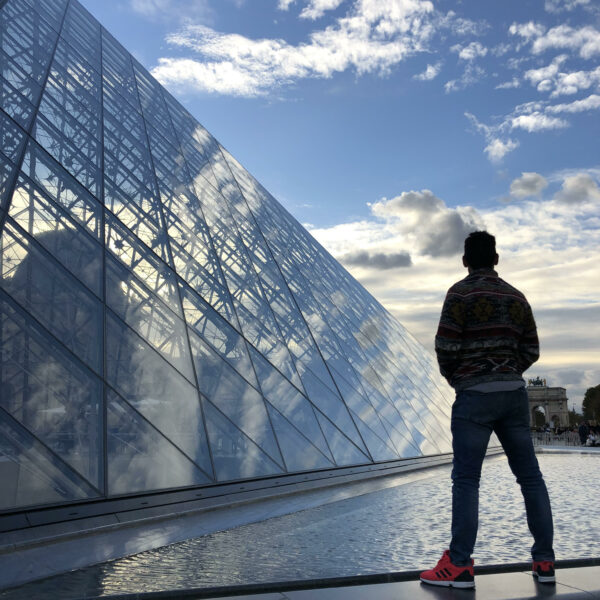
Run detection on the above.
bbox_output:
[435,267,539,391]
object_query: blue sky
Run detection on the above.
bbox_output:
[80,0,600,412]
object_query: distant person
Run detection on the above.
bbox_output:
[578,422,589,446]
[420,231,555,588]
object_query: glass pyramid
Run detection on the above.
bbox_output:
[0,0,453,513]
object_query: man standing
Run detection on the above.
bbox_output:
[420,231,555,588]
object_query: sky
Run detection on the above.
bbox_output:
[80,0,600,412]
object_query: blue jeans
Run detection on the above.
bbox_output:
[449,387,555,566]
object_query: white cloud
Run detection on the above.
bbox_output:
[369,189,484,257]
[452,41,488,61]
[444,64,485,92]
[509,21,546,41]
[510,172,548,198]
[495,78,520,89]
[414,61,442,80]
[523,54,568,87]
[484,138,520,162]
[278,0,295,9]
[554,173,600,203]
[545,0,591,13]
[510,112,569,132]
[531,25,600,59]
[300,0,345,20]
[465,112,520,162]
[553,67,600,96]
[546,93,600,113]
[152,0,439,96]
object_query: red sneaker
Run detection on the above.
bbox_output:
[532,560,555,583]
[420,550,475,588]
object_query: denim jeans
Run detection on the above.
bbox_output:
[449,387,555,566]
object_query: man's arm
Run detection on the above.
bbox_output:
[435,290,464,383]
[517,301,540,373]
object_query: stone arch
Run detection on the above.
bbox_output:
[531,405,547,428]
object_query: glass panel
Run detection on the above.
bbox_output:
[0,110,26,162]
[0,290,103,490]
[171,246,236,325]
[105,212,182,317]
[163,205,221,283]
[248,345,333,460]
[266,404,334,472]
[0,47,43,105]
[0,77,35,129]
[1,220,103,373]
[188,329,283,468]
[350,411,398,462]
[107,390,211,496]
[8,175,103,296]
[20,140,102,239]
[22,0,69,32]
[0,408,98,510]
[315,412,370,467]
[105,311,212,475]
[181,283,257,387]
[330,365,394,448]
[38,88,101,147]
[106,254,195,382]
[202,398,284,482]
[298,365,367,453]
[33,114,100,197]
[104,173,171,266]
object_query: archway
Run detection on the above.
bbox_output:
[532,405,546,428]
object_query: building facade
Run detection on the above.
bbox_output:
[0,0,454,519]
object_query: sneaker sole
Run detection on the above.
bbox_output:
[420,577,475,589]
[533,572,556,583]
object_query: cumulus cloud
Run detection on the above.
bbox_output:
[546,93,600,113]
[523,54,568,88]
[531,25,600,59]
[554,174,600,203]
[278,0,295,9]
[370,190,484,257]
[152,0,440,96]
[299,0,345,19]
[341,250,412,269]
[524,57,600,97]
[414,62,442,80]
[465,112,520,162]
[510,112,569,132]
[452,41,488,61]
[509,21,546,41]
[510,172,548,198]
[485,138,520,162]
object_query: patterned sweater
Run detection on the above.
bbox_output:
[435,268,539,391]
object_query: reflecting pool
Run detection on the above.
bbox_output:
[1,454,598,599]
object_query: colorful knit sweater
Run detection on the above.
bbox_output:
[435,268,539,391]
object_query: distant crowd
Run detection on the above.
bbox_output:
[577,421,600,447]
[532,422,600,447]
